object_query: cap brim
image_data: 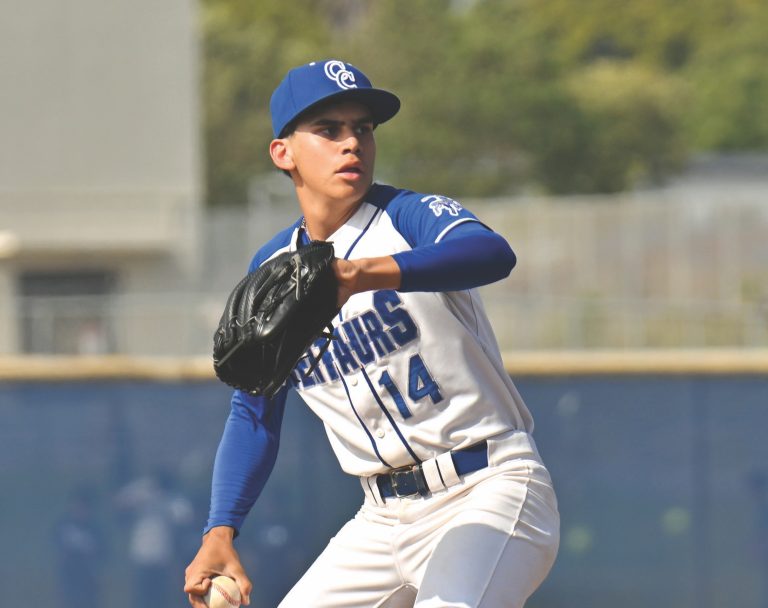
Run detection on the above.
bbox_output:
[279,88,400,137]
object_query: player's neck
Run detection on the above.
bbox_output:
[297,192,364,241]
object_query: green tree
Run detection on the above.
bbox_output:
[450,1,688,194]
[200,0,768,204]
[683,2,768,149]
[532,61,688,193]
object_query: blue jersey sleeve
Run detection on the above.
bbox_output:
[204,387,288,536]
[392,221,516,292]
[384,190,484,248]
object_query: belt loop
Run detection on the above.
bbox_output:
[360,475,385,505]
[421,458,447,492]
[435,451,461,487]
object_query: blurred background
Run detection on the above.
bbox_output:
[1,0,767,606]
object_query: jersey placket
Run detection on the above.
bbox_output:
[335,203,422,470]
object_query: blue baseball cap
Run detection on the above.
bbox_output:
[270,60,401,138]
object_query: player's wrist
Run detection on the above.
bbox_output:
[354,256,401,293]
[338,258,361,291]
[204,525,236,542]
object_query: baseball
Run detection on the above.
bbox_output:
[204,575,241,608]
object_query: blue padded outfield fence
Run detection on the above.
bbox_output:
[0,350,766,608]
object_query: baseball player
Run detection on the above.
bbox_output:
[185,60,560,608]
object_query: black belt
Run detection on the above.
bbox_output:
[376,441,489,499]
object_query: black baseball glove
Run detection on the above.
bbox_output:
[213,240,339,397]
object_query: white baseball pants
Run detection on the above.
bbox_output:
[277,451,559,608]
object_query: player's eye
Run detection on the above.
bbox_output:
[355,124,373,136]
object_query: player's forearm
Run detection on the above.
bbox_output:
[205,391,287,535]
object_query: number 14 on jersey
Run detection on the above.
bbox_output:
[378,354,443,419]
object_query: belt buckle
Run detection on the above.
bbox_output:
[390,465,429,498]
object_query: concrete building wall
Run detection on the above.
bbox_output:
[0,0,202,354]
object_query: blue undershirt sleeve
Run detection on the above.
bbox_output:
[392,222,516,292]
[204,387,288,536]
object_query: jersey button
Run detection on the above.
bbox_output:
[349,376,358,386]
[376,429,385,438]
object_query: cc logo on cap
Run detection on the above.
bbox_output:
[324,60,357,90]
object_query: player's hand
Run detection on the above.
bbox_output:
[184,526,252,606]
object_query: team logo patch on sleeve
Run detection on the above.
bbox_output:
[421,195,463,217]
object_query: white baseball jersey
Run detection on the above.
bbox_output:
[252,183,534,478]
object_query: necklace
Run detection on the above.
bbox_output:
[300,217,311,240]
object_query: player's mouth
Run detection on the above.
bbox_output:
[336,163,365,178]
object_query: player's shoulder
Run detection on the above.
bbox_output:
[248,220,301,272]
[368,183,465,217]
[366,183,416,208]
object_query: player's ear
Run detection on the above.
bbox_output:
[270,138,295,172]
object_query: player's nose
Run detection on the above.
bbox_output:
[340,129,362,154]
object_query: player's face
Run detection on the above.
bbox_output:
[279,101,376,205]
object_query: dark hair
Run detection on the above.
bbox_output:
[279,119,298,140]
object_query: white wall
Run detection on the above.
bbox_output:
[0,0,202,354]
[0,0,200,191]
